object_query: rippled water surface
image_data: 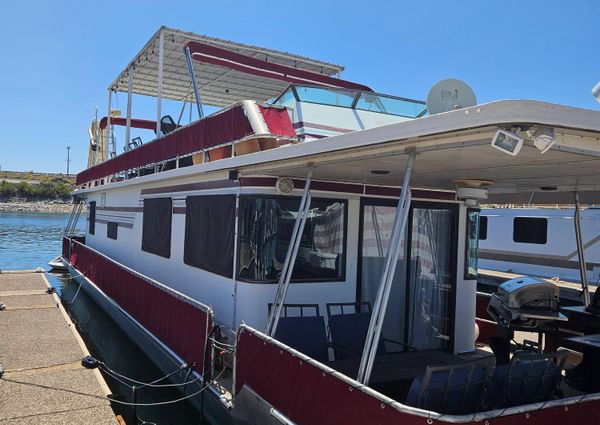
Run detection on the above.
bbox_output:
[0,212,79,270]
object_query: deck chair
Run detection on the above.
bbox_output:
[406,359,494,414]
[268,303,329,363]
[485,350,568,409]
[160,115,178,135]
[326,302,387,360]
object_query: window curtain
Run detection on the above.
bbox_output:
[407,208,454,350]
[142,198,172,258]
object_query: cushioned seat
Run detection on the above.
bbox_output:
[406,362,491,414]
[485,351,567,408]
[273,315,329,363]
[328,312,385,360]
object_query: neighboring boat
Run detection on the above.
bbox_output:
[47,256,67,271]
[479,206,600,284]
[61,26,600,424]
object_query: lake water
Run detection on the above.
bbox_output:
[0,212,203,424]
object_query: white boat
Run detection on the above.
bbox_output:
[47,255,67,271]
[61,26,600,425]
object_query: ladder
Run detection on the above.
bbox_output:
[64,199,84,237]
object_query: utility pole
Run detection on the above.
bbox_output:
[66,146,71,176]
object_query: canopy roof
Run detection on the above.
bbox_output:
[109,26,350,107]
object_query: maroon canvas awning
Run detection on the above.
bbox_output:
[185,41,372,92]
[99,117,157,131]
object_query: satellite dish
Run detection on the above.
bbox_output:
[426,79,477,114]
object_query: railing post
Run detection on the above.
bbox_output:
[357,152,416,385]
[574,192,591,305]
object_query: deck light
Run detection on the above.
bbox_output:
[526,126,556,154]
[592,81,600,103]
[491,129,523,156]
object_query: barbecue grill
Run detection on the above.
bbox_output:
[487,277,567,329]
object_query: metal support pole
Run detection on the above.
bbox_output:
[125,68,133,150]
[266,168,314,336]
[156,30,164,135]
[106,89,113,156]
[357,152,416,385]
[184,46,205,118]
[574,192,591,306]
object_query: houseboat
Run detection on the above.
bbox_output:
[479,206,600,284]
[62,26,600,424]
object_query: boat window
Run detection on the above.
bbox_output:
[273,87,297,108]
[142,198,172,258]
[89,201,96,235]
[238,196,346,282]
[465,209,480,280]
[294,86,356,107]
[479,216,488,240]
[513,217,547,244]
[184,195,235,278]
[107,222,118,240]
[354,92,428,118]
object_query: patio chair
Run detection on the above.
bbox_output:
[406,359,494,414]
[268,303,329,363]
[485,350,568,408]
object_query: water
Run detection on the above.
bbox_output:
[0,212,204,424]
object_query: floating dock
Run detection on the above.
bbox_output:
[0,270,121,424]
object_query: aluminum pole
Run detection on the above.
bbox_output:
[184,46,205,118]
[574,192,591,305]
[125,68,133,150]
[266,168,314,336]
[357,152,416,385]
[106,89,113,156]
[156,30,164,135]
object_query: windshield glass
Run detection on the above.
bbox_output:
[273,85,427,118]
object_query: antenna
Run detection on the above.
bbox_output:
[426,79,477,114]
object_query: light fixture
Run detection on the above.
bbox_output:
[491,129,523,156]
[592,81,600,104]
[526,126,556,154]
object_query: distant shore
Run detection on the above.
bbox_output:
[0,199,74,214]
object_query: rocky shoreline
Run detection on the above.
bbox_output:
[0,199,74,214]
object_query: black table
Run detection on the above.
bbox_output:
[564,333,600,392]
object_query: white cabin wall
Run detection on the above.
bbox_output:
[453,204,476,354]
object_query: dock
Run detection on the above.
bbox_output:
[0,270,120,424]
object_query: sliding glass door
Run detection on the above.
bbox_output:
[359,200,457,352]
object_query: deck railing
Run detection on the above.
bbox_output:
[63,237,213,372]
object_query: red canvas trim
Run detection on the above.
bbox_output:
[235,326,600,425]
[77,105,253,185]
[185,41,372,92]
[66,239,211,371]
[258,105,296,137]
[99,117,157,131]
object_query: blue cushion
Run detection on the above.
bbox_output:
[328,312,385,360]
[486,358,560,408]
[274,316,329,363]
[406,366,488,414]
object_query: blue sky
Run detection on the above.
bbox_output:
[1,0,598,174]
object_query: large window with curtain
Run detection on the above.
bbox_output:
[184,195,236,278]
[141,198,172,258]
[238,196,346,282]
